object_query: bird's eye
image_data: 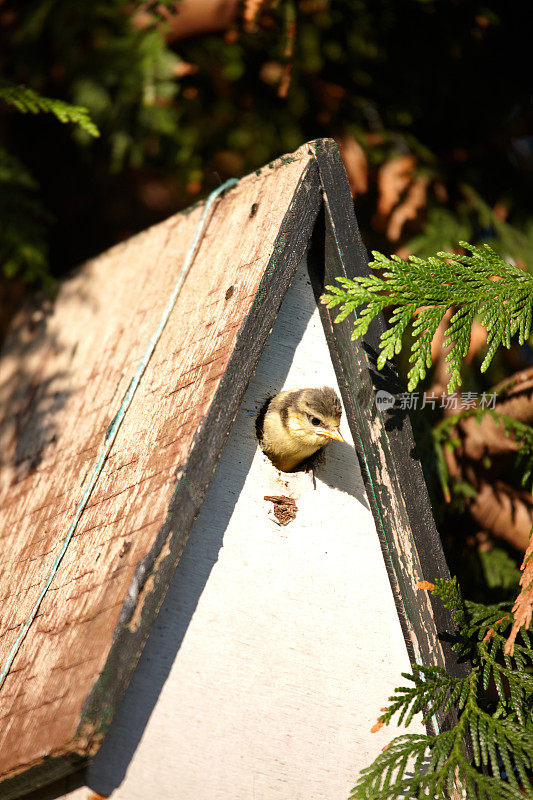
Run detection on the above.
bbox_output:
[310,417,321,426]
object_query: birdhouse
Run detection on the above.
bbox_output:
[0,139,465,800]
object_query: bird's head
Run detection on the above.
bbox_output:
[281,387,344,448]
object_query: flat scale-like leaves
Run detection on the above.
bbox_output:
[322,243,533,392]
[351,580,533,800]
[0,83,100,138]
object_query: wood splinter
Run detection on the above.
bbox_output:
[264,495,298,525]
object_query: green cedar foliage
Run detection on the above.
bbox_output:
[322,243,533,392]
[0,82,98,283]
[351,578,533,800]
[0,82,99,137]
[322,242,533,798]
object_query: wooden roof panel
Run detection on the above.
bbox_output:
[0,143,320,784]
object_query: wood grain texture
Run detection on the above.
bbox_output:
[0,143,321,794]
[312,139,470,733]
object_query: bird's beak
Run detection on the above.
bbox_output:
[319,427,344,442]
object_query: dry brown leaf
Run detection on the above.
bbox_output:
[337,136,368,197]
[490,367,533,425]
[439,370,533,550]
[371,719,384,733]
[162,0,239,41]
[243,0,265,30]
[505,531,533,655]
[418,580,435,591]
[386,176,428,240]
[446,412,519,463]
[376,155,416,219]
[481,614,512,643]
[466,480,533,552]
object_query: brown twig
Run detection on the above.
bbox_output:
[466,480,533,552]
[336,136,368,197]
[505,529,533,655]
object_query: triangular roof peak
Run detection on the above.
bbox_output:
[0,139,461,797]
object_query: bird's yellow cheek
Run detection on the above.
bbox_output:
[286,417,339,447]
[287,417,319,444]
[287,417,306,437]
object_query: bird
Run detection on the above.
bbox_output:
[257,386,344,472]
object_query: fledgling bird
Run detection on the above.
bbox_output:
[258,386,344,472]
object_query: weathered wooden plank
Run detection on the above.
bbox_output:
[312,138,470,732]
[0,143,321,794]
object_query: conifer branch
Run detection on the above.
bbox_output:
[352,578,533,800]
[322,243,533,392]
[0,82,99,137]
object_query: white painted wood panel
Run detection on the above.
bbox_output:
[74,257,425,800]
